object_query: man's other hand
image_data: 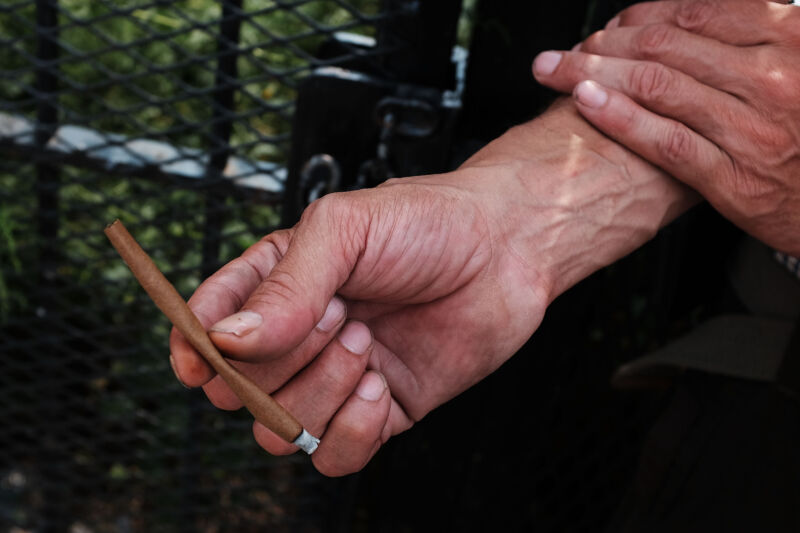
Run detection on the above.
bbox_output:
[533,0,800,255]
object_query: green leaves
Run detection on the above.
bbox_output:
[0,204,24,323]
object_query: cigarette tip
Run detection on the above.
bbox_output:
[105,219,121,231]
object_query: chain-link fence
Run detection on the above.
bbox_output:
[0,0,740,531]
[0,1,406,530]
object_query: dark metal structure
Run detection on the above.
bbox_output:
[0,0,745,531]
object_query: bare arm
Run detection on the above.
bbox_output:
[533,0,800,256]
[168,97,695,476]
[459,98,696,299]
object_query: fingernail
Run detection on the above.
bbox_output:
[571,42,582,52]
[574,80,608,108]
[355,372,387,402]
[606,15,620,29]
[338,322,372,355]
[210,310,263,337]
[315,297,346,333]
[533,51,562,76]
[169,354,190,389]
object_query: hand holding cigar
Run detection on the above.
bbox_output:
[105,219,320,455]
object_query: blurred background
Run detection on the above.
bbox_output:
[0,0,743,531]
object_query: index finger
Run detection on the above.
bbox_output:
[169,232,287,387]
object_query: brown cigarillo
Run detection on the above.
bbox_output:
[104,219,319,454]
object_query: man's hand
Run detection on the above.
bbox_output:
[169,102,693,476]
[171,176,549,476]
[532,0,800,255]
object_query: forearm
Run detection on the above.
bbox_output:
[457,98,698,302]
[171,98,699,473]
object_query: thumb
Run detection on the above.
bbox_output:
[208,194,368,360]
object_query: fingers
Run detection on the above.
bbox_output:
[168,235,286,387]
[252,320,374,454]
[208,194,367,362]
[199,297,347,410]
[170,219,353,411]
[252,325,414,477]
[576,25,752,91]
[571,80,735,209]
[609,0,790,46]
[311,371,391,477]
[532,51,760,152]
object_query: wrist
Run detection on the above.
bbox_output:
[457,99,698,304]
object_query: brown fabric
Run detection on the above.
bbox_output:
[614,237,799,388]
[612,315,794,389]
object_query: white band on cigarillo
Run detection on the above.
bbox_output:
[293,429,320,455]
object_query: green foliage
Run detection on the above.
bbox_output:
[0,205,24,322]
[0,1,381,528]
[0,3,35,101]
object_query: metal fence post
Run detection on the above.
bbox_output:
[32,1,69,531]
[178,1,244,530]
[201,0,243,279]
[34,0,60,288]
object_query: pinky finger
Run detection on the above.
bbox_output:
[311,371,391,477]
[572,80,734,204]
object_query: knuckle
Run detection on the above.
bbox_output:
[628,62,676,101]
[573,49,595,72]
[256,269,303,304]
[636,24,677,60]
[256,229,291,260]
[303,190,366,239]
[751,122,795,163]
[618,4,649,26]
[318,356,365,392]
[296,190,366,271]
[658,124,695,166]
[301,191,346,222]
[755,54,799,104]
[730,170,782,219]
[614,103,640,137]
[676,0,716,32]
[581,30,604,53]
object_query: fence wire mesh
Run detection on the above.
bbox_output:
[0,1,389,531]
